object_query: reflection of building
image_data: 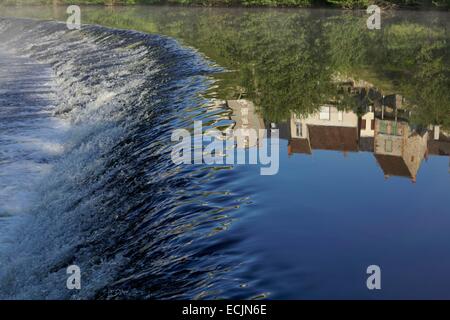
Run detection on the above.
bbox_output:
[373,119,428,182]
[428,127,450,156]
[284,104,435,181]
[228,99,265,148]
[427,126,450,173]
[288,105,359,155]
[283,75,445,181]
[428,126,450,173]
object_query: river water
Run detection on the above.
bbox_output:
[0,6,449,299]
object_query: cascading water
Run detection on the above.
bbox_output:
[0,18,257,300]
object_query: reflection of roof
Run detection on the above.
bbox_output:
[428,140,450,156]
[276,121,291,140]
[383,94,403,109]
[271,120,292,140]
[374,154,412,178]
[288,138,311,155]
[359,137,374,152]
[308,125,358,152]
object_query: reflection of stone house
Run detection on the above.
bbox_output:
[228,99,265,148]
[428,139,450,156]
[374,119,428,182]
[280,76,440,180]
[288,105,359,155]
[428,127,450,156]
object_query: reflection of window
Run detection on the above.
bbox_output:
[319,106,330,120]
[392,122,398,135]
[385,140,393,153]
[371,119,375,130]
[380,120,388,134]
[295,122,302,137]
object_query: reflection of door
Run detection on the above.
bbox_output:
[361,119,366,129]
[319,106,330,120]
[295,122,302,137]
[385,139,393,153]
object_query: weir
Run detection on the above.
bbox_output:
[0,17,242,300]
[0,48,63,246]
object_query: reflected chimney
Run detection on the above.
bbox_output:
[434,125,440,140]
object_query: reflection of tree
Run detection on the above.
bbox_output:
[334,20,450,127]
[38,7,450,128]
[321,15,450,130]
[216,12,336,122]
[379,23,450,130]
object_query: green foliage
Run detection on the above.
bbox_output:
[242,0,313,6]
[1,0,449,7]
[2,6,449,127]
[326,0,370,8]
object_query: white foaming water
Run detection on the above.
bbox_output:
[0,50,67,248]
[0,56,63,203]
[0,19,160,299]
[0,17,230,300]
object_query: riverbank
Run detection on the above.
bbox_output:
[1,8,449,300]
[2,0,449,10]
